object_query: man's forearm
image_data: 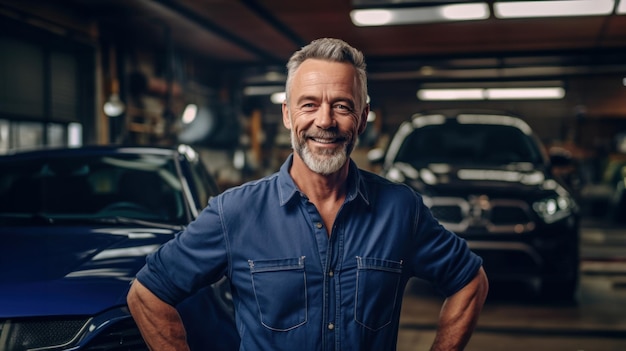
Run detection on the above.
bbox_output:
[430,267,489,351]
[127,280,190,351]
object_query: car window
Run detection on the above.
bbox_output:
[395,124,544,167]
[0,153,187,224]
[189,159,219,209]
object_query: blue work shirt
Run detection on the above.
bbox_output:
[137,154,482,351]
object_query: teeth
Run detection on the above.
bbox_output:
[312,137,335,144]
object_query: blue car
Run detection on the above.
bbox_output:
[0,145,239,351]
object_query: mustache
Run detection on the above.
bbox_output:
[304,129,350,140]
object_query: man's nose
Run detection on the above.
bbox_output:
[315,104,336,129]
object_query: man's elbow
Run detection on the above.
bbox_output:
[127,280,141,311]
[474,266,489,302]
[127,279,152,314]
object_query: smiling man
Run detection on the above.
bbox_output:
[286,58,365,175]
[127,37,488,351]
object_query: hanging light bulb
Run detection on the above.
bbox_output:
[104,86,126,117]
[103,46,126,117]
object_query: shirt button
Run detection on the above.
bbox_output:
[328,323,335,330]
[328,271,334,277]
[315,222,323,229]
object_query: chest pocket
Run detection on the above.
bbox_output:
[354,256,403,331]
[249,256,307,331]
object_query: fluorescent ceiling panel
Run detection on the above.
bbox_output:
[417,89,484,100]
[485,87,565,99]
[494,0,615,18]
[417,87,565,100]
[350,3,489,26]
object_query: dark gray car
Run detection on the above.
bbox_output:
[371,111,580,300]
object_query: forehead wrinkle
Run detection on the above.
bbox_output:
[295,92,355,107]
[292,82,357,110]
[290,59,358,105]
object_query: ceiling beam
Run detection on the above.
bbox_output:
[152,0,283,62]
[240,0,307,47]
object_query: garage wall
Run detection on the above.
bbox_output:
[0,17,96,152]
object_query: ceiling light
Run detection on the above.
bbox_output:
[181,104,198,124]
[350,3,489,26]
[485,87,565,99]
[351,9,393,26]
[494,0,615,18]
[441,3,490,20]
[619,0,626,14]
[103,93,125,117]
[417,86,565,101]
[417,89,484,100]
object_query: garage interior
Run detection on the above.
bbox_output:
[1,0,626,208]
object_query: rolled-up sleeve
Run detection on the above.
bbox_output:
[410,195,483,297]
[136,196,229,306]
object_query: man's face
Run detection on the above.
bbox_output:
[282,59,368,175]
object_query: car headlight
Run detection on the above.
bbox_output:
[532,195,574,224]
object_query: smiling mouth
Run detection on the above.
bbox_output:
[309,136,342,144]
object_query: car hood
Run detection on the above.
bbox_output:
[0,225,175,318]
[390,162,558,197]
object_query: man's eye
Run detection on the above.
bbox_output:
[334,104,352,113]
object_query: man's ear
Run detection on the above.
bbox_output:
[357,104,370,135]
[282,102,292,129]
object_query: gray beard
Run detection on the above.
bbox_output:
[291,129,350,175]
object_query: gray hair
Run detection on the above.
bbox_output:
[285,38,368,112]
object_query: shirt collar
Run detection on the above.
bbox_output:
[277,154,370,207]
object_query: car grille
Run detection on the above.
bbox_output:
[0,316,148,351]
[426,196,534,233]
[490,205,529,225]
[0,317,90,351]
[83,317,148,351]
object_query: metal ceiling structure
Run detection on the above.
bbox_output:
[52,0,626,84]
[1,0,626,160]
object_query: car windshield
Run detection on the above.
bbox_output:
[0,152,188,225]
[394,123,544,167]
